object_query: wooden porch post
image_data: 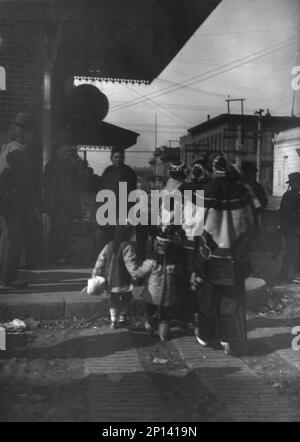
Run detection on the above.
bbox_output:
[42,47,52,169]
[42,19,63,169]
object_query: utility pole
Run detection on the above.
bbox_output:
[226,97,246,115]
[235,124,244,168]
[154,112,157,150]
[255,109,264,183]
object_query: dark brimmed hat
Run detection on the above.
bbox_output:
[169,161,187,181]
[191,159,210,182]
[286,172,300,184]
[9,112,35,130]
[212,155,227,174]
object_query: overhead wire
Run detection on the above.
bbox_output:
[110,36,298,113]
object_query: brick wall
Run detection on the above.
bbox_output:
[0,0,42,130]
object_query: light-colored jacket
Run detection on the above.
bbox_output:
[93,241,144,293]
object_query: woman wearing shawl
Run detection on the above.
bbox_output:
[195,155,254,356]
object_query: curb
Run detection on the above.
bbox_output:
[0,280,267,321]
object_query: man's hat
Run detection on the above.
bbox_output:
[212,154,227,174]
[169,161,186,174]
[9,112,35,130]
[286,172,300,184]
[191,159,210,182]
[169,161,187,181]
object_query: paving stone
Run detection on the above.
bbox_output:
[82,329,171,422]
[173,336,300,422]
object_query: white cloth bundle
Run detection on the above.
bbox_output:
[87,276,106,295]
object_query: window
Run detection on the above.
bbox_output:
[0,66,6,90]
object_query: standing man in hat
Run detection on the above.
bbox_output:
[241,161,268,240]
[0,113,37,289]
[278,172,300,281]
[96,147,137,257]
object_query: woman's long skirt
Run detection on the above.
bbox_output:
[196,279,248,355]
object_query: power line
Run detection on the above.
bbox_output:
[111,37,297,113]
[110,36,298,114]
[111,36,296,111]
[123,83,195,126]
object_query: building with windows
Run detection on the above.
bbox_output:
[180,113,300,192]
[273,127,300,196]
[0,0,221,164]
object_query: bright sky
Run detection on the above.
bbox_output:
[83,0,300,173]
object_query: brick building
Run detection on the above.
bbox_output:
[180,113,300,192]
[0,0,221,167]
[0,1,42,127]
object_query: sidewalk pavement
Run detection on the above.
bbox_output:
[0,267,268,321]
[0,267,146,321]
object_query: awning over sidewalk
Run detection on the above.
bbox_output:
[50,0,222,83]
[75,121,139,149]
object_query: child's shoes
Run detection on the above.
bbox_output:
[144,320,155,335]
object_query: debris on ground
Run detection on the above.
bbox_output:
[152,357,168,365]
[24,318,40,330]
[272,382,283,390]
[40,316,111,331]
[0,319,27,332]
[257,286,297,319]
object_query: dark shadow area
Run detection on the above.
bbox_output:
[0,368,236,422]
[248,332,293,356]
[0,269,90,294]
[0,330,157,361]
[247,316,300,332]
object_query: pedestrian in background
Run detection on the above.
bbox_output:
[278,172,300,282]
[96,147,137,257]
[44,138,81,264]
[241,161,268,241]
[0,113,38,289]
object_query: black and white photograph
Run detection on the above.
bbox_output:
[0,0,300,424]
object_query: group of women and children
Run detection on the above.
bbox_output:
[89,154,259,358]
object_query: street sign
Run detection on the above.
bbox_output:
[0,326,6,351]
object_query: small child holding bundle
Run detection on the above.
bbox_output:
[92,223,142,328]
